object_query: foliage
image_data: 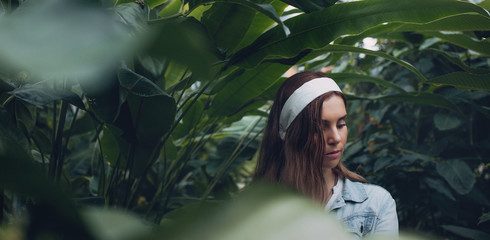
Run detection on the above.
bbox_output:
[0,0,489,239]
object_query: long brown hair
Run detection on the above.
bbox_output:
[254,71,367,204]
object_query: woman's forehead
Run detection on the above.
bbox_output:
[321,95,347,120]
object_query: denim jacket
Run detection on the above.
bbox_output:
[327,178,398,239]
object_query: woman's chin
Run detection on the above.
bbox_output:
[322,158,340,169]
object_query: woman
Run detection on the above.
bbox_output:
[254,71,398,239]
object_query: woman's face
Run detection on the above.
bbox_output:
[321,95,348,169]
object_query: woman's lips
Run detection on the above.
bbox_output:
[325,150,341,159]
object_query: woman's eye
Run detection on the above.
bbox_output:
[337,123,346,128]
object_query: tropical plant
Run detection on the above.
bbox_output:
[0,0,489,239]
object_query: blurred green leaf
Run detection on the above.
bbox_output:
[478,212,490,225]
[0,0,139,80]
[9,85,85,109]
[433,113,461,131]
[82,207,150,240]
[436,159,476,195]
[424,177,456,201]
[154,183,351,240]
[189,0,290,37]
[441,225,490,240]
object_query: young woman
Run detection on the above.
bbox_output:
[254,71,398,239]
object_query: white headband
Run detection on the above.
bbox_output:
[279,77,342,140]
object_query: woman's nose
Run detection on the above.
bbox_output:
[326,128,341,145]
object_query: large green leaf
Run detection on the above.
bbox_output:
[328,73,406,93]
[201,2,257,53]
[118,68,176,143]
[9,85,85,109]
[146,17,220,79]
[280,0,339,13]
[428,72,490,91]
[336,13,490,47]
[426,31,490,56]
[441,225,490,240]
[229,0,488,68]
[234,1,288,53]
[0,0,138,80]
[155,184,351,240]
[208,63,289,117]
[187,0,290,37]
[436,159,476,195]
[394,13,490,32]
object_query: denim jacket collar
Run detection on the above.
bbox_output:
[330,178,368,210]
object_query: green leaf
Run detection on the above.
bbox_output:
[346,92,463,115]
[101,125,126,167]
[146,17,220,79]
[328,73,406,93]
[208,63,289,117]
[280,0,339,13]
[119,68,177,143]
[304,44,428,82]
[115,2,148,33]
[119,68,166,97]
[478,212,490,225]
[436,159,476,195]
[424,177,456,201]
[234,0,289,52]
[9,85,85,110]
[0,106,31,156]
[394,13,490,32]
[158,183,352,240]
[429,72,490,91]
[0,0,138,80]
[82,207,150,240]
[230,0,489,68]
[426,31,490,56]
[433,113,461,131]
[158,0,182,17]
[422,49,490,74]
[147,0,170,9]
[201,2,257,53]
[441,225,490,240]
[188,0,290,37]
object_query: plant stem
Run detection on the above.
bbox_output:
[54,100,69,183]
[49,100,58,178]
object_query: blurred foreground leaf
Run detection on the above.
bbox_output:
[0,0,142,81]
[152,183,351,240]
